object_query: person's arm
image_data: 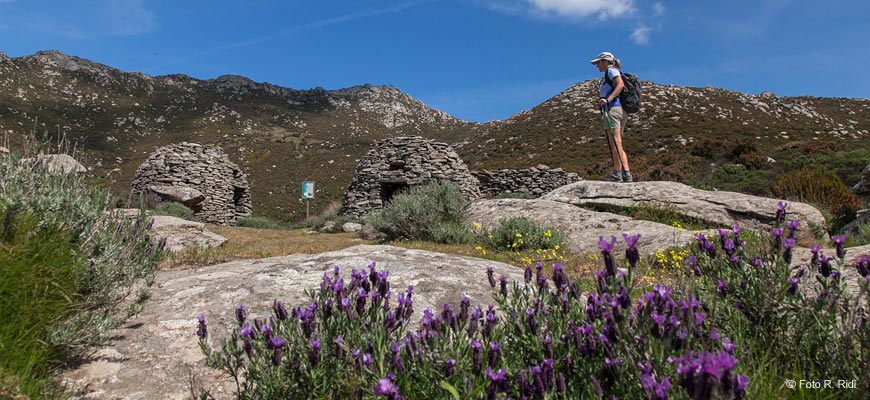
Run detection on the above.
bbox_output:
[609,75,625,99]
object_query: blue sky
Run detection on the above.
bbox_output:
[1,0,867,122]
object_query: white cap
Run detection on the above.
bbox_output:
[590,51,615,64]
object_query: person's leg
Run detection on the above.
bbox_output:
[601,110,622,182]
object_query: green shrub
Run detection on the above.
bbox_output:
[0,147,164,397]
[153,201,195,220]
[769,168,862,232]
[481,216,566,251]
[844,222,870,247]
[429,221,475,244]
[703,163,771,196]
[238,215,289,230]
[367,181,470,241]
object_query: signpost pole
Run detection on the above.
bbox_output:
[306,198,310,220]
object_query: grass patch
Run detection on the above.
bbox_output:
[580,202,722,231]
[237,215,290,230]
[153,201,195,220]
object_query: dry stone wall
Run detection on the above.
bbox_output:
[340,136,480,218]
[473,165,581,198]
[132,142,251,225]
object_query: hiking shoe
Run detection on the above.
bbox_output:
[602,171,623,182]
[622,171,633,183]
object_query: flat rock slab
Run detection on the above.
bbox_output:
[149,185,205,206]
[62,245,524,400]
[150,215,228,252]
[463,198,699,256]
[542,181,827,245]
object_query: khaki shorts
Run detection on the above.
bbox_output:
[601,106,629,132]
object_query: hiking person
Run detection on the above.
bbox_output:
[591,51,632,183]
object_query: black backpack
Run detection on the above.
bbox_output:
[604,71,642,114]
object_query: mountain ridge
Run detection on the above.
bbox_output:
[2,50,868,221]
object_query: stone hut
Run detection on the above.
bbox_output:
[132,142,252,225]
[340,136,480,218]
[473,165,582,198]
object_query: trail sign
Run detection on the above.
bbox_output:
[302,181,315,199]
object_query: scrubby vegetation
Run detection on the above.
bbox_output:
[200,203,870,398]
[0,143,165,398]
[367,181,470,242]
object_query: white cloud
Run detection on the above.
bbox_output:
[527,0,635,19]
[630,25,651,45]
[102,0,156,36]
[479,0,636,20]
[653,2,665,17]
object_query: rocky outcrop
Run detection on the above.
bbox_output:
[149,215,227,253]
[340,136,481,218]
[0,51,8,63]
[132,142,251,225]
[852,162,870,201]
[21,153,87,174]
[464,198,700,256]
[473,165,581,198]
[542,181,827,245]
[62,245,525,399]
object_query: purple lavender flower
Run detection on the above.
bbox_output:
[856,255,870,277]
[273,299,288,321]
[776,201,787,224]
[472,340,483,374]
[810,244,822,266]
[833,235,847,259]
[486,266,496,288]
[623,233,641,269]
[373,377,402,400]
[599,236,618,276]
[356,287,367,316]
[485,367,509,399]
[543,335,553,359]
[270,337,287,366]
[783,238,796,264]
[444,358,456,377]
[235,304,246,325]
[487,341,501,368]
[552,263,567,291]
[787,220,801,239]
[717,280,729,298]
[819,254,832,278]
[703,240,717,258]
[362,353,373,368]
[524,264,533,284]
[526,309,538,336]
[689,255,701,276]
[771,228,784,252]
[453,297,467,323]
[499,275,508,296]
[196,315,207,339]
[144,242,155,257]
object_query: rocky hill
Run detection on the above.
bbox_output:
[1,50,868,220]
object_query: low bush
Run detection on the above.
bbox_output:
[429,221,476,244]
[367,181,470,242]
[480,217,566,252]
[198,235,749,399]
[238,215,289,230]
[769,168,863,232]
[197,202,870,398]
[153,201,195,220]
[0,146,165,397]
